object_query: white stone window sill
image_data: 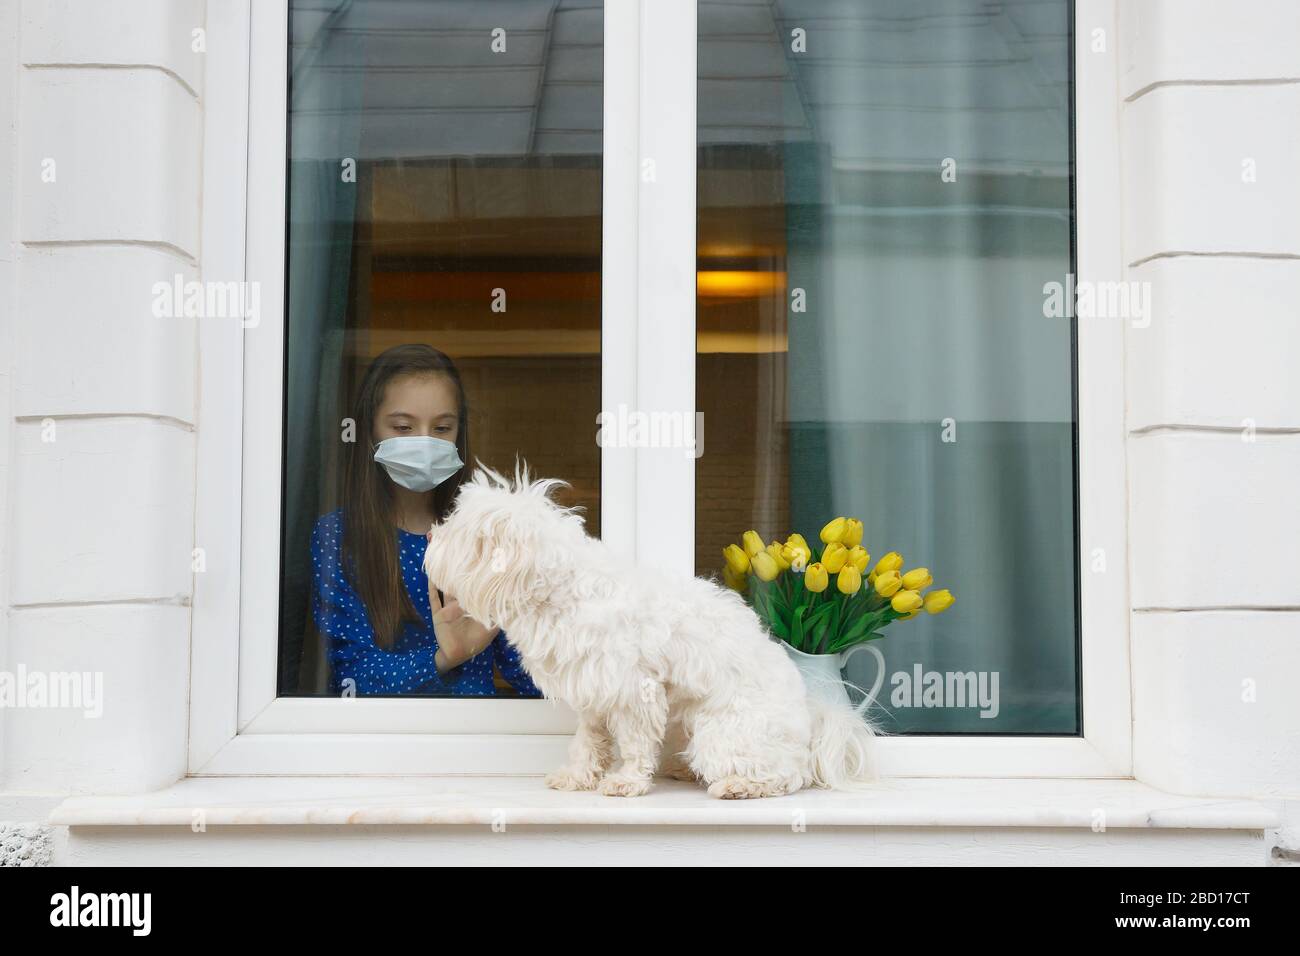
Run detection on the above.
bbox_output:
[48,776,1279,830]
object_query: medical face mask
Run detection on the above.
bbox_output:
[372,436,464,493]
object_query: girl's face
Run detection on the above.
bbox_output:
[373,372,460,445]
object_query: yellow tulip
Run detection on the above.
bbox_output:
[722,565,747,592]
[781,543,811,572]
[765,541,790,571]
[837,565,863,595]
[874,569,902,597]
[847,546,871,574]
[901,567,933,591]
[867,570,876,587]
[841,518,864,548]
[819,517,847,544]
[891,589,923,614]
[742,530,766,558]
[821,541,849,573]
[924,589,955,614]
[751,551,779,582]
[804,562,829,593]
[786,533,811,554]
[873,551,903,576]
[722,544,750,576]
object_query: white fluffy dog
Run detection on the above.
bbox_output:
[424,462,880,799]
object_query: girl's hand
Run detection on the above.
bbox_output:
[429,581,500,673]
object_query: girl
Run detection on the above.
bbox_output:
[310,344,541,697]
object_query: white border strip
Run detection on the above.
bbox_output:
[238,0,290,731]
[1074,0,1132,774]
[190,0,252,771]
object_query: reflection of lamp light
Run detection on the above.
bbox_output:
[696,270,787,298]
[697,244,781,259]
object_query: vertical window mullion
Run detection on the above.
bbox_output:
[635,0,698,574]
[601,0,640,560]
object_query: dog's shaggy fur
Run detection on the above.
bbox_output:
[424,462,880,799]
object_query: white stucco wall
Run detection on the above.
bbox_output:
[0,0,1296,865]
[1119,0,1300,808]
[0,0,16,828]
[1,0,205,816]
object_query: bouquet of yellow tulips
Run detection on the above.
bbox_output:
[721,517,954,655]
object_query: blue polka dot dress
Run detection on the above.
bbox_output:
[310,508,542,698]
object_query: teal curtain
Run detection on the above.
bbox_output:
[279,1,363,694]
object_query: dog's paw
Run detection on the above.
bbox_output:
[706,775,788,800]
[544,767,602,791]
[597,772,653,797]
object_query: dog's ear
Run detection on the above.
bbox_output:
[464,513,552,628]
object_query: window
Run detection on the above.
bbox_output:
[695,1,1078,734]
[278,0,603,699]
[193,0,1128,777]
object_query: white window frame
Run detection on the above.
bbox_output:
[189,0,1130,779]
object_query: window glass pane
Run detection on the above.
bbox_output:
[280,0,603,698]
[697,0,1077,733]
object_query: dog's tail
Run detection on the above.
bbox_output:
[805,695,880,791]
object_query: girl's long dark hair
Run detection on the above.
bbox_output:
[342,344,470,650]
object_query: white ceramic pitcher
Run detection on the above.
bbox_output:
[783,641,884,718]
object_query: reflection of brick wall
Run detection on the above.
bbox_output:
[695,352,790,578]
[457,355,602,538]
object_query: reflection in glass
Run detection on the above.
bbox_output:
[280,0,603,697]
[697,0,1078,733]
